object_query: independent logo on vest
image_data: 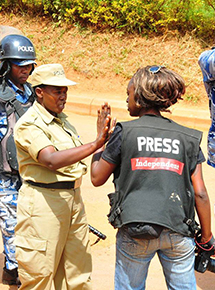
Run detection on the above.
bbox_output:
[18,46,34,52]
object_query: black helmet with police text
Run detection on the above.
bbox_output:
[0,34,36,61]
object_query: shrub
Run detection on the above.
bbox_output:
[1,0,215,41]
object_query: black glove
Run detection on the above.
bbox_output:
[195,231,215,273]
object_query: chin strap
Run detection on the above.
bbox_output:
[0,61,11,91]
[0,60,10,77]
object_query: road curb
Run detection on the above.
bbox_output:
[65,95,211,131]
[65,96,130,119]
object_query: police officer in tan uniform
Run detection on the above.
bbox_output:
[14,63,112,290]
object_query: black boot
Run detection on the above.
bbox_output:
[2,267,21,287]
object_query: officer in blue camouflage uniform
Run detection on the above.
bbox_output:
[0,34,36,286]
[198,48,215,167]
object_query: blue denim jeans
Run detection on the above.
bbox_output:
[115,227,196,290]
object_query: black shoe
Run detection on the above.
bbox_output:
[2,267,21,287]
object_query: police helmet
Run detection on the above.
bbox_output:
[0,34,36,77]
[0,34,36,61]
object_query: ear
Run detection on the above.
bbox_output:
[35,87,43,100]
[135,97,141,108]
[136,101,141,108]
[134,94,141,108]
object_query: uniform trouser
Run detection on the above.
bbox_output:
[0,173,21,270]
[15,183,92,290]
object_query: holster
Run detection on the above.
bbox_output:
[107,192,122,228]
[124,222,164,240]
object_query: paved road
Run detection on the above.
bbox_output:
[0,111,214,289]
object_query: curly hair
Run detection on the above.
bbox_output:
[132,66,185,112]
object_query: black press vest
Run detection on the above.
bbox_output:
[111,115,202,237]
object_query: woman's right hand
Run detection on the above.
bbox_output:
[97,102,116,142]
[96,103,113,148]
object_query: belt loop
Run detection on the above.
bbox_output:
[74,177,82,188]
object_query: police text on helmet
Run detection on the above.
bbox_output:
[18,46,34,52]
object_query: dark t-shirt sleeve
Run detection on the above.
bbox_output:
[102,123,206,165]
[102,124,122,165]
[197,147,205,164]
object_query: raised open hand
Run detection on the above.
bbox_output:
[97,103,116,144]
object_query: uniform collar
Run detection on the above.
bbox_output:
[7,79,31,95]
[7,79,32,103]
[33,101,68,124]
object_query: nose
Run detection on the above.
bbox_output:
[126,96,129,103]
[59,93,67,100]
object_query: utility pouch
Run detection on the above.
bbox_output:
[125,222,164,240]
[107,191,122,228]
[6,134,18,171]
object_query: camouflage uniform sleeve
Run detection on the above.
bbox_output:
[198,49,215,82]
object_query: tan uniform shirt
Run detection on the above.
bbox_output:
[14,101,87,183]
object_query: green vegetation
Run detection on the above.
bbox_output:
[1,0,215,41]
